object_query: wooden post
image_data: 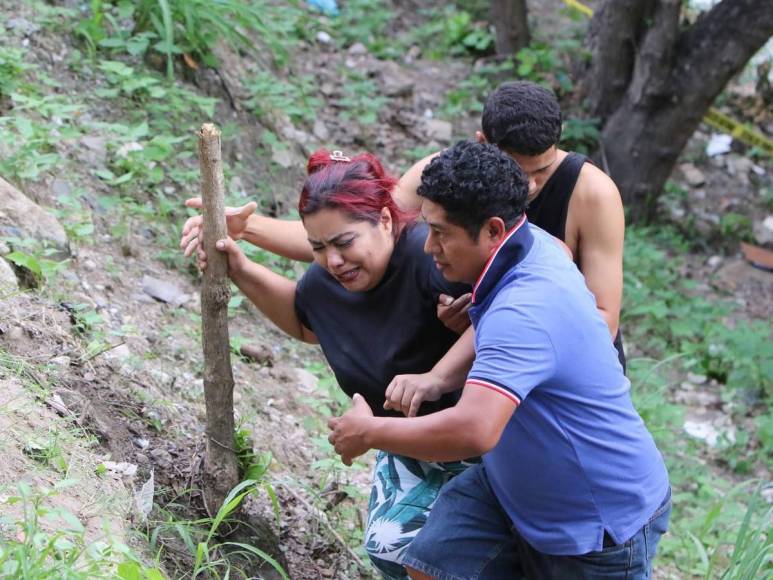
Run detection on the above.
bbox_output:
[197,123,239,514]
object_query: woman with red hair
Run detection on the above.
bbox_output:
[186,149,475,579]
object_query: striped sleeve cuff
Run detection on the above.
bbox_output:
[466,378,521,406]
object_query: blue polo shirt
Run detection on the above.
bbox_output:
[467,217,669,556]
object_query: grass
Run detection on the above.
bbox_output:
[623,225,772,576]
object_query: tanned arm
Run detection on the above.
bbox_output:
[568,165,625,337]
[384,327,475,416]
[392,152,441,211]
[330,384,517,464]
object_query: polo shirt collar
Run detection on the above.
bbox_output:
[471,215,534,305]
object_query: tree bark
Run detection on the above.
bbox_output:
[490,0,530,56]
[583,0,657,120]
[593,0,773,220]
[198,123,239,514]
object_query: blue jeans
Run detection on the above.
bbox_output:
[402,464,671,580]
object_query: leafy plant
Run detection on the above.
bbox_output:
[75,0,300,79]
[337,70,388,126]
[0,481,162,579]
[561,117,600,155]
[0,45,29,98]
[245,72,322,126]
[147,480,286,579]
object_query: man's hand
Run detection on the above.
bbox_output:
[384,372,449,417]
[328,394,374,466]
[180,198,257,270]
[437,293,472,334]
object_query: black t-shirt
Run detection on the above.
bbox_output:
[295,222,471,417]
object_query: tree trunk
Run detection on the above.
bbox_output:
[490,0,530,56]
[198,123,239,514]
[583,0,657,120]
[589,0,773,220]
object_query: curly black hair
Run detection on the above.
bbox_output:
[417,141,528,239]
[481,81,562,156]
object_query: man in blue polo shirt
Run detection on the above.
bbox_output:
[328,141,671,579]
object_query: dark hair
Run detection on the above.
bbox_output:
[417,141,528,239]
[481,81,562,156]
[298,149,415,235]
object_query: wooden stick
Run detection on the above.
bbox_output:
[198,123,238,515]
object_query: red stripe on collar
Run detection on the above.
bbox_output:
[471,214,527,304]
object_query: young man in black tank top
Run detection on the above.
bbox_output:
[395,82,626,370]
[180,82,625,370]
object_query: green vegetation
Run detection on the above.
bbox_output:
[624,226,772,575]
[0,481,163,579]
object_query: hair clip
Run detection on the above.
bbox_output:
[330,150,351,162]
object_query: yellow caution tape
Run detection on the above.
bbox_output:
[560,0,593,17]
[704,108,773,156]
[559,0,772,156]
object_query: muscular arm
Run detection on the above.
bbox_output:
[241,215,314,262]
[392,152,441,211]
[384,327,475,416]
[339,384,517,463]
[570,166,625,337]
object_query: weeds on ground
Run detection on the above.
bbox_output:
[0,480,163,579]
[624,226,772,576]
[75,0,302,78]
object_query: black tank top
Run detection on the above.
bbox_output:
[526,152,627,373]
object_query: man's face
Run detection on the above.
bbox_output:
[421,199,492,285]
[510,145,558,199]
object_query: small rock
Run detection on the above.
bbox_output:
[271,148,295,169]
[706,255,722,269]
[0,258,18,292]
[379,60,414,97]
[105,343,132,363]
[404,45,422,64]
[239,343,275,366]
[424,119,453,143]
[6,17,40,36]
[6,326,24,341]
[294,368,319,393]
[133,437,150,450]
[0,176,70,258]
[347,42,367,56]
[51,179,71,198]
[316,31,333,44]
[149,448,172,469]
[83,259,97,272]
[679,163,705,187]
[313,118,330,141]
[80,136,108,164]
[753,215,773,246]
[725,155,754,186]
[49,355,71,368]
[102,461,138,479]
[687,372,708,385]
[141,275,188,306]
[116,142,143,158]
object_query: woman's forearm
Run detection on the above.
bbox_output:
[241,215,314,262]
[230,262,316,343]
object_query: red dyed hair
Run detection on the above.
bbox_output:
[298,149,416,235]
